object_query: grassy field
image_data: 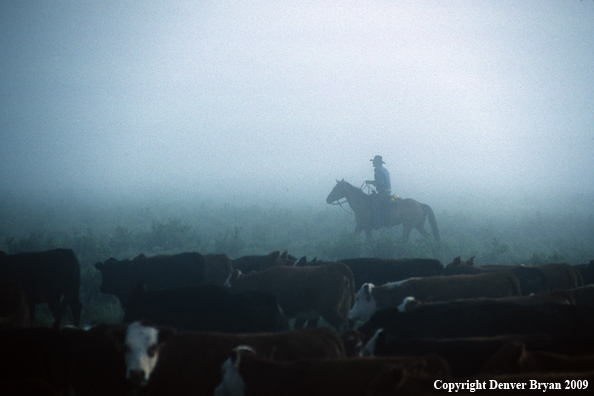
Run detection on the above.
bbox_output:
[2,195,593,326]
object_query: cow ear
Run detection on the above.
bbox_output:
[232,345,257,368]
[364,283,374,301]
[268,251,280,260]
[468,256,475,266]
[280,251,288,259]
[452,256,461,266]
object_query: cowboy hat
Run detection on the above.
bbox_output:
[370,155,385,164]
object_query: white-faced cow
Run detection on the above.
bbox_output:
[349,272,521,324]
[214,345,450,396]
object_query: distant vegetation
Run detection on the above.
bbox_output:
[1,196,593,326]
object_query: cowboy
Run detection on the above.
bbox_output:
[365,155,392,228]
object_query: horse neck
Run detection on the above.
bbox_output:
[342,184,369,212]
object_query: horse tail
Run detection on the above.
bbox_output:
[422,204,440,241]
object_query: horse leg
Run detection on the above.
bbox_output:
[415,222,429,238]
[402,224,413,241]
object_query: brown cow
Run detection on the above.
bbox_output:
[214,345,450,396]
[446,256,550,296]
[0,279,30,328]
[569,284,594,307]
[349,272,521,323]
[537,263,581,290]
[481,341,594,376]
[225,262,355,331]
[231,250,294,273]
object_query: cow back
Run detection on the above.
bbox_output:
[360,301,594,340]
[124,284,288,333]
[95,252,207,307]
[339,258,444,290]
[374,272,521,310]
[537,263,580,290]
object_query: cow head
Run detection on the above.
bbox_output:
[348,283,378,323]
[106,321,175,386]
[214,345,255,396]
[94,258,131,296]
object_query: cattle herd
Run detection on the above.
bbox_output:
[1,248,594,395]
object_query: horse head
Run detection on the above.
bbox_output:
[326,179,348,204]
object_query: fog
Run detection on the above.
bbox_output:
[2,0,594,213]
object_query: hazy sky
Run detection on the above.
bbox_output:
[1,1,593,208]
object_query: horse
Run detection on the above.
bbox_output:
[326,179,440,240]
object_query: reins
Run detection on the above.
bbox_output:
[331,199,354,216]
[329,182,370,216]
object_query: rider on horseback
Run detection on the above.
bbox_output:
[365,155,392,228]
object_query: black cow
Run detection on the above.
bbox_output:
[232,250,294,273]
[0,249,82,326]
[95,252,210,308]
[359,300,594,340]
[0,279,31,328]
[124,283,288,332]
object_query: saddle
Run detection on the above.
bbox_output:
[388,194,402,206]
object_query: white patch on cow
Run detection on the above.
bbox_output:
[383,277,421,290]
[362,328,384,356]
[348,283,378,323]
[397,296,417,312]
[214,357,246,396]
[123,321,162,386]
[224,270,242,287]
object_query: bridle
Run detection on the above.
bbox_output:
[329,182,370,216]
